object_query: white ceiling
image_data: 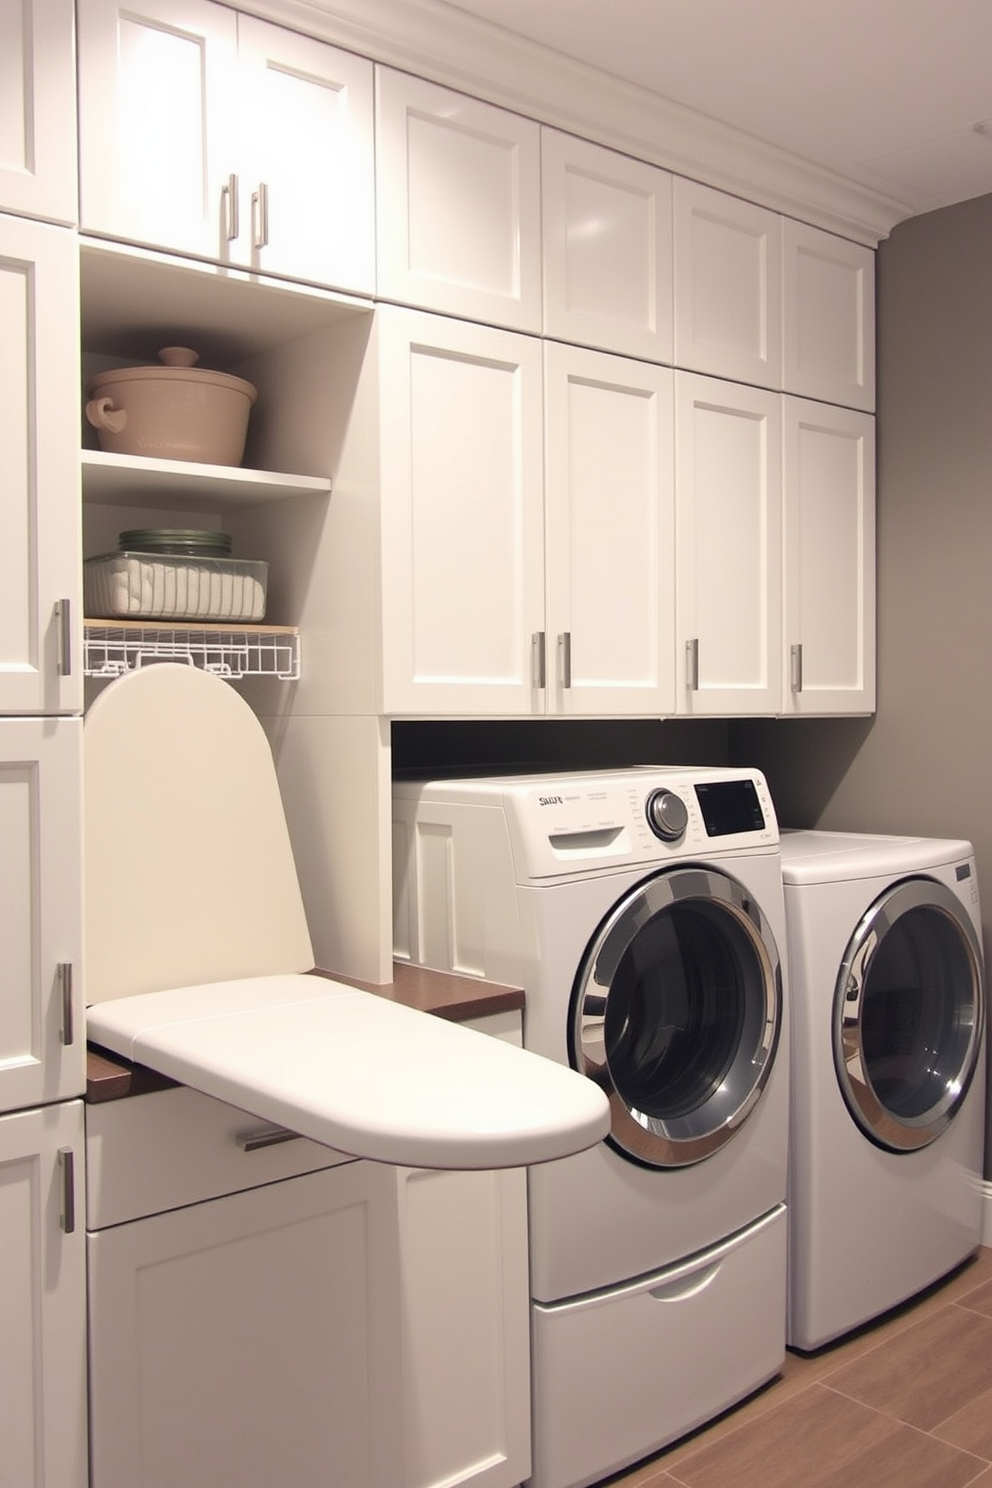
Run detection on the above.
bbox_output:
[436,0,992,216]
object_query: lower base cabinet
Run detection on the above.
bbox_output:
[86,1084,530,1488]
[0,1100,87,1488]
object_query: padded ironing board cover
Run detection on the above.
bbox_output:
[84,665,610,1168]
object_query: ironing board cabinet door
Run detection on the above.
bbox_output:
[87,1159,404,1488]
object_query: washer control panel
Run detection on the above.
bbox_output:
[396,767,779,882]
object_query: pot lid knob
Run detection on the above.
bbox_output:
[158,346,200,368]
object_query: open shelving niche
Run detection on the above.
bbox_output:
[79,237,371,681]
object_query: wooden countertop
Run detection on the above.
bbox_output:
[86,962,524,1103]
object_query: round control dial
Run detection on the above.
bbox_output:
[645,788,688,842]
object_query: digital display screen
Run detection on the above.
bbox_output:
[694,779,765,837]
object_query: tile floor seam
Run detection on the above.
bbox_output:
[816,1380,992,1467]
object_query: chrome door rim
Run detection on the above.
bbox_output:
[833,876,985,1152]
[570,866,783,1168]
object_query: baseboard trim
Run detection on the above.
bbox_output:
[982,1181,992,1248]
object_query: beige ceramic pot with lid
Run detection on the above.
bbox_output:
[85,347,258,466]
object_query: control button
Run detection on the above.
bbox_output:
[645,788,688,842]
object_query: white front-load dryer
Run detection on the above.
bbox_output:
[393,767,790,1488]
[780,830,986,1351]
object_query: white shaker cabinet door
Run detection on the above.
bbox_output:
[0,0,77,223]
[783,398,876,715]
[77,0,239,259]
[375,69,542,331]
[544,342,676,716]
[675,373,783,716]
[673,178,782,390]
[87,1159,403,1488]
[377,307,545,716]
[0,718,84,1114]
[783,220,876,411]
[0,213,81,715]
[542,128,673,363]
[236,16,375,294]
[397,1165,531,1488]
[0,1100,87,1488]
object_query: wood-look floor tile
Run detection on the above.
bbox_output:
[956,1276,992,1320]
[661,1385,983,1488]
[821,1304,992,1431]
[931,1381,992,1459]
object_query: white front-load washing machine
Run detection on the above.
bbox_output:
[393,767,790,1488]
[780,830,986,1351]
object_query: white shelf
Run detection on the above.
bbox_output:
[83,619,301,681]
[81,449,332,512]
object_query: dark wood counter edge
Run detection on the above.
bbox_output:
[86,962,525,1103]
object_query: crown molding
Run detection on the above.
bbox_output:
[237,0,911,245]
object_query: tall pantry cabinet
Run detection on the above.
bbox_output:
[0,4,88,1487]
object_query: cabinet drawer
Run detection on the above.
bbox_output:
[86,1084,355,1229]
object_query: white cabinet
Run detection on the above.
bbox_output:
[675,373,783,716]
[783,397,875,715]
[0,0,77,224]
[0,1100,87,1488]
[0,212,82,715]
[396,1164,530,1488]
[375,68,542,332]
[544,341,676,715]
[783,219,876,411]
[88,1151,403,1488]
[377,311,676,718]
[541,128,673,363]
[0,718,84,1115]
[87,1075,531,1488]
[377,306,545,716]
[76,0,375,295]
[673,177,782,390]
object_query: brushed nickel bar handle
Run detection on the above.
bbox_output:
[790,643,804,694]
[58,962,74,1046]
[58,1147,76,1234]
[252,181,269,249]
[532,631,547,690]
[55,598,72,677]
[222,173,239,241]
[686,637,700,692]
[557,631,572,689]
[235,1124,301,1153]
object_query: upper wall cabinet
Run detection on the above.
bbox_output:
[377,307,546,716]
[544,341,676,716]
[375,69,542,333]
[541,129,673,364]
[0,0,77,224]
[0,213,82,716]
[675,372,783,717]
[783,220,875,411]
[76,0,375,296]
[782,397,875,715]
[673,178,782,391]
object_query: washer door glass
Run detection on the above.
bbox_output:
[570,866,782,1169]
[834,876,985,1152]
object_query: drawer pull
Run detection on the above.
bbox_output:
[58,962,75,1046]
[686,637,700,692]
[235,1124,301,1153]
[55,598,72,677]
[790,642,804,694]
[557,631,572,690]
[58,1147,76,1233]
[532,631,547,690]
